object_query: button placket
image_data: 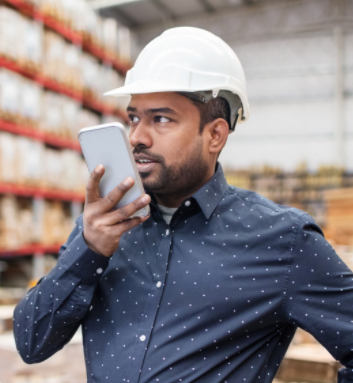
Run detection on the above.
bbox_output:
[136,237,172,381]
[127,222,173,383]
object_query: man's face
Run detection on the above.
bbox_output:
[128,92,210,198]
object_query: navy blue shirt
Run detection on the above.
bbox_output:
[14,163,353,383]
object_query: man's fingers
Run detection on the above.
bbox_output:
[103,194,151,225]
[101,177,135,211]
[113,215,150,234]
[86,164,105,203]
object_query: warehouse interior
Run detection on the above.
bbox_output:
[0,0,352,382]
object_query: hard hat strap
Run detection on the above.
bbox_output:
[177,90,242,132]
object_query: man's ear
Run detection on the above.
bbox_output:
[205,118,229,156]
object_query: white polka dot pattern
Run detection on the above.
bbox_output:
[13,163,353,383]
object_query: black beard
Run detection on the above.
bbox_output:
[134,140,209,200]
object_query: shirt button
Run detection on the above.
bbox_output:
[166,229,169,236]
[156,281,162,288]
[140,335,146,341]
[96,268,103,274]
[185,200,191,207]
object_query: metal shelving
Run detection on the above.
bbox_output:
[0,183,85,202]
[0,119,81,152]
[0,0,127,262]
[0,244,61,258]
[3,0,131,75]
[0,55,129,123]
[0,184,84,258]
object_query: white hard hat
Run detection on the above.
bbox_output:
[105,26,250,129]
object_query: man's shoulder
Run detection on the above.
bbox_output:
[224,184,307,221]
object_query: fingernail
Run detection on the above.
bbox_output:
[142,194,150,203]
[95,164,103,173]
[123,177,133,186]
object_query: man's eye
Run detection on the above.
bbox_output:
[130,116,139,123]
[156,116,170,123]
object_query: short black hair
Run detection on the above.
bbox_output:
[190,96,231,134]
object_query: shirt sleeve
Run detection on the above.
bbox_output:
[13,215,110,364]
[284,213,353,383]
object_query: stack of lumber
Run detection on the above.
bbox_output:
[0,305,14,333]
[275,344,341,383]
[324,188,353,245]
[0,287,26,305]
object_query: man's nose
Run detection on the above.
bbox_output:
[129,122,152,149]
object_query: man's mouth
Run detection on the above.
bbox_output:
[136,159,154,164]
[135,156,158,172]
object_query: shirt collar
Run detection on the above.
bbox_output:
[147,162,228,221]
[191,162,228,219]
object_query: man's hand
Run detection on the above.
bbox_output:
[83,164,151,257]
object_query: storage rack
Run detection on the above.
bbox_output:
[0,0,130,277]
[225,169,353,230]
[3,0,130,75]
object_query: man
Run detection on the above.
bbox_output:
[14,27,353,383]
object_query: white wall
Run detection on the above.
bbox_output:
[222,33,337,171]
[132,0,353,171]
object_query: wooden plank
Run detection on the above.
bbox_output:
[0,305,14,333]
[275,344,341,383]
[325,188,353,200]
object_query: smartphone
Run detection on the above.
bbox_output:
[78,122,150,218]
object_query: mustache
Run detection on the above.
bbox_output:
[132,148,166,164]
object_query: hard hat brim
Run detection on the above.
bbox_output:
[104,80,249,123]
